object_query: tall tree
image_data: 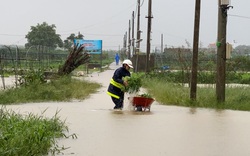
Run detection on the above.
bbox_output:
[25,22,63,49]
[63,32,84,50]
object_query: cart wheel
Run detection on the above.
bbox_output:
[136,106,143,111]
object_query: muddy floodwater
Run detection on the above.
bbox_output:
[2,63,250,156]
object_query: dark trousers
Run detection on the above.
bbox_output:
[111,94,124,109]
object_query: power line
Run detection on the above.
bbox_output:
[1,32,123,38]
[60,32,123,37]
[228,14,250,19]
[139,0,145,7]
[1,2,135,38]
[59,3,136,33]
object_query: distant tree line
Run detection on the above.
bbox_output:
[25,22,84,50]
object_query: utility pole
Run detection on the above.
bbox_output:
[128,20,131,59]
[119,45,120,54]
[146,0,153,73]
[135,0,141,72]
[132,11,135,57]
[123,32,127,57]
[190,0,201,100]
[136,0,141,53]
[161,34,163,53]
[216,0,232,102]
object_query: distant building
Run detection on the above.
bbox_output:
[208,43,216,49]
[207,43,217,55]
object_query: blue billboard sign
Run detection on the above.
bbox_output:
[74,39,102,54]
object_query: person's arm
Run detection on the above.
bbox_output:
[113,69,124,84]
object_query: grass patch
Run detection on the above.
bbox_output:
[0,75,100,154]
[0,107,76,156]
[142,76,250,111]
[0,76,101,104]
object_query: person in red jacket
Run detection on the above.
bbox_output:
[107,59,133,110]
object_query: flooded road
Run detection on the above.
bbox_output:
[3,63,250,156]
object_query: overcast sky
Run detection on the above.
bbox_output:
[1,0,250,50]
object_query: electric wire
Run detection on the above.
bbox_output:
[58,3,136,33]
[228,14,250,20]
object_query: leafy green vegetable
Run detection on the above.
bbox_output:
[122,74,142,93]
[139,93,153,98]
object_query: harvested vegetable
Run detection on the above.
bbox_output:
[122,74,142,93]
[139,93,153,98]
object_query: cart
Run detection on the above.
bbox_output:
[128,96,155,112]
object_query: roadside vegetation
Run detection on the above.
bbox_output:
[0,71,101,155]
[0,75,101,105]
[0,107,77,155]
[143,46,250,111]
[141,72,250,111]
